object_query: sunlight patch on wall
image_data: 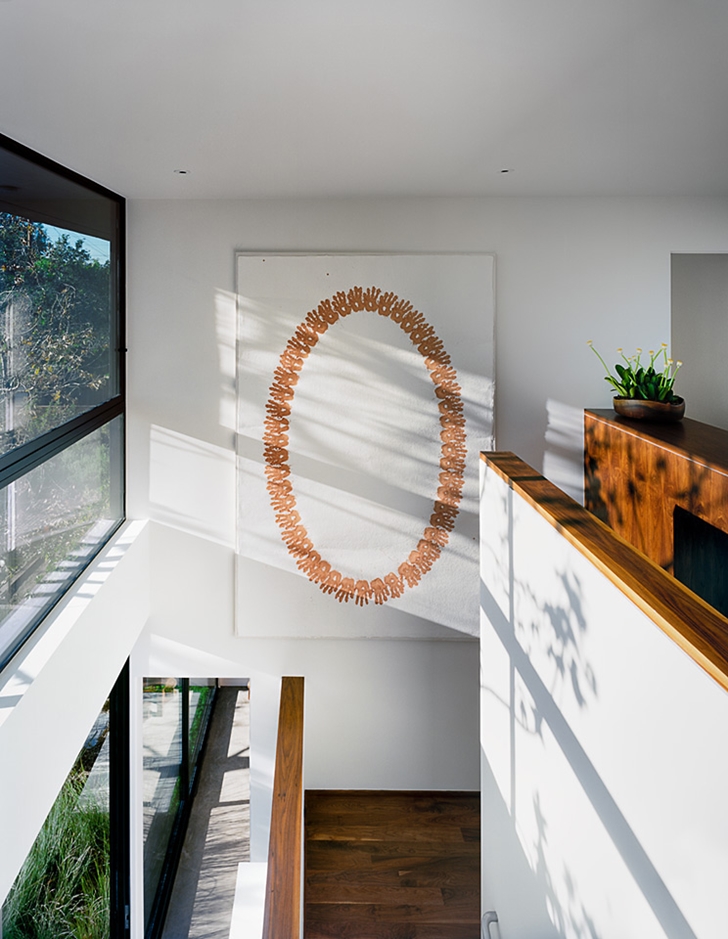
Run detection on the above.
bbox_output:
[236,253,494,638]
[215,288,237,432]
[149,425,235,546]
[543,399,584,504]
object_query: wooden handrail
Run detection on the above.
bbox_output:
[482,451,728,693]
[262,676,305,939]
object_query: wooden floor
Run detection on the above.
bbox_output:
[304,790,480,939]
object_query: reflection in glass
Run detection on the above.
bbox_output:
[0,216,115,453]
[142,678,218,937]
[143,679,183,929]
[1,700,111,938]
[0,416,123,668]
[189,679,216,766]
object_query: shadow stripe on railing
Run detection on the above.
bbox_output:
[262,676,305,939]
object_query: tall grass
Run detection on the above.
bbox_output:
[2,772,109,939]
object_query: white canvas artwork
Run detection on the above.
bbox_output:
[236,253,494,639]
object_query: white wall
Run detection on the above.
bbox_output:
[671,253,728,430]
[125,194,728,864]
[127,195,728,500]
[480,460,728,939]
[0,521,150,907]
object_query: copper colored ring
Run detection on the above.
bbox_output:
[263,286,466,606]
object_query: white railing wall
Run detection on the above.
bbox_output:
[480,453,728,939]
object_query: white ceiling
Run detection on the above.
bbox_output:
[1,0,728,200]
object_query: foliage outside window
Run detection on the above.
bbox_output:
[1,702,112,939]
[0,134,124,671]
[0,216,114,447]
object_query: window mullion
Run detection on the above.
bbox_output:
[0,397,124,490]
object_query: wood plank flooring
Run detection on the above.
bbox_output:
[304,790,480,939]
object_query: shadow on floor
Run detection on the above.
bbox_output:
[162,686,250,939]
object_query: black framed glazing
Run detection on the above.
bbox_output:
[0,133,125,671]
[143,679,218,939]
[110,659,131,939]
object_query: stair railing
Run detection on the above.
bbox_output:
[262,676,305,939]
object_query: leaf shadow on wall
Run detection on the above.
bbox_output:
[479,478,699,939]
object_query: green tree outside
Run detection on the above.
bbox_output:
[0,213,112,447]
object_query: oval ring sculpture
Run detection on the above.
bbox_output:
[263,286,467,606]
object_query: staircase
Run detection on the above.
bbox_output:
[304,790,480,939]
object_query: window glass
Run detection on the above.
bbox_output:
[189,679,216,764]
[143,679,183,929]
[143,679,219,936]
[0,214,115,453]
[1,699,111,939]
[0,415,123,668]
[0,135,124,669]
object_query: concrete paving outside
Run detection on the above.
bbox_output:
[161,686,251,939]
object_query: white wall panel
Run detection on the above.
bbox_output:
[480,460,728,939]
[671,253,728,431]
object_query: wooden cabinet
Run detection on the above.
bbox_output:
[584,409,728,574]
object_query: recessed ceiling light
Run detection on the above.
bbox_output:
[500,169,511,174]
[173,169,190,175]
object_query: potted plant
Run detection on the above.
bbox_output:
[588,341,685,421]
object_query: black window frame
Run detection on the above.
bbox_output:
[0,132,126,672]
[110,659,132,939]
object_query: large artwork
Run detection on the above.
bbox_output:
[236,254,494,638]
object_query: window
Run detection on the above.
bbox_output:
[1,661,130,939]
[143,678,217,938]
[0,134,124,670]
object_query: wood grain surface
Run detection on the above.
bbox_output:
[482,451,728,693]
[584,409,728,571]
[304,790,480,939]
[263,676,305,939]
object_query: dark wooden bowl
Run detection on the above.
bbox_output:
[613,396,685,422]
